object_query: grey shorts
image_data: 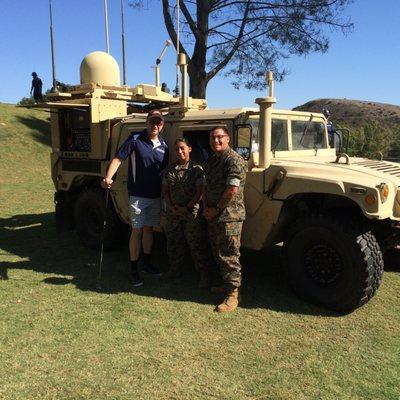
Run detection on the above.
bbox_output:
[129,196,161,229]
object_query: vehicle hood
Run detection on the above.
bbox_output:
[273,155,400,187]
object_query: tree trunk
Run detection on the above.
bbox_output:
[188,72,208,99]
[187,0,210,99]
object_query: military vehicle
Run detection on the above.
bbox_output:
[34,50,400,313]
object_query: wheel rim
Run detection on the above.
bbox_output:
[304,243,343,285]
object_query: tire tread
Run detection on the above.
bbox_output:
[284,214,384,313]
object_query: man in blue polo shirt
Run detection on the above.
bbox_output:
[102,109,169,286]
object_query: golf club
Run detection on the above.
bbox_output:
[96,189,110,290]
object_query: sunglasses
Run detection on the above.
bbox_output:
[147,119,163,126]
[210,134,228,141]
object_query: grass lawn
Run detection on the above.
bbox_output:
[0,104,400,399]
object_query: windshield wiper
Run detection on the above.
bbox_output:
[299,114,314,148]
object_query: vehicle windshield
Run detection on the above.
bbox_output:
[247,117,327,151]
[248,118,289,152]
[292,120,326,150]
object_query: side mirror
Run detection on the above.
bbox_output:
[235,124,252,160]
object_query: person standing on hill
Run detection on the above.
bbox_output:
[30,72,43,103]
[203,126,247,313]
[323,108,335,146]
[323,107,343,152]
[102,109,169,286]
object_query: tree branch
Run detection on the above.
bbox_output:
[206,0,252,81]
[179,0,201,40]
[162,0,191,61]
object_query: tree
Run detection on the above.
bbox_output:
[345,120,395,158]
[133,0,353,98]
[18,97,36,106]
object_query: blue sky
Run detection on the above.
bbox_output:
[1,0,399,109]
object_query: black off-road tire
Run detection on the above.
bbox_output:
[283,215,384,313]
[74,187,126,250]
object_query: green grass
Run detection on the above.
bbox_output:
[1,104,400,399]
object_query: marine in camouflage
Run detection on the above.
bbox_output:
[163,160,213,274]
[204,147,247,222]
[204,146,247,289]
[164,212,212,274]
[164,160,204,210]
[207,220,242,288]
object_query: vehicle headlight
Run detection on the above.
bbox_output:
[377,183,389,203]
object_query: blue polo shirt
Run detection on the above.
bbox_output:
[116,131,169,198]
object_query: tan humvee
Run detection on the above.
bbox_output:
[34,51,400,313]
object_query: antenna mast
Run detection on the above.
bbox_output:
[48,0,58,92]
[104,0,110,53]
[121,0,127,85]
[174,0,180,95]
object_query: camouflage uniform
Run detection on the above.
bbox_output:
[163,160,212,273]
[204,147,247,289]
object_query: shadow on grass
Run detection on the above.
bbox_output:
[16,115,51,146]
[383,250,400,272]
[0,212,336,316]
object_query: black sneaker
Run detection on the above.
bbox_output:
[142,262,162,276]
[131,269,143,287]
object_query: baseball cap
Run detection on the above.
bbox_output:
[322,107,330,117]
[146,109,164,123]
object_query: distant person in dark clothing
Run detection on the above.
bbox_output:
[30,72,43,103]
[323,107,342,152]
[161,82,170,93]
[322,108,334,145]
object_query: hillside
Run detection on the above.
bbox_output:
[293,98,400,131]
[0,104,51,198]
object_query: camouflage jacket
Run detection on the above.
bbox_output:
[163,160,205,213]
[204,147,247,222]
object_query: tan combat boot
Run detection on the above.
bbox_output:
[216,289,240,313]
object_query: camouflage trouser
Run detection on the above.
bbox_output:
[207,221,243,289]
[164,213,213,273]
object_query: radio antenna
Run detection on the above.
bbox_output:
[48,0,58,92]
[104,0,110,53]
[121,0,127,85]
[174,0,180,96]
